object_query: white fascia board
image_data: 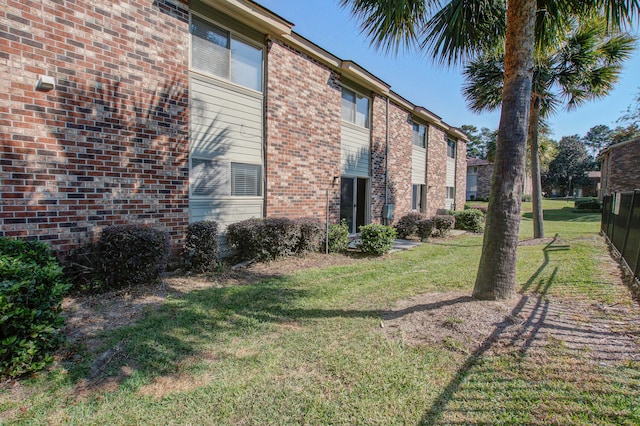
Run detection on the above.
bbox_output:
[202,0,293,36]
[340,61,390,95]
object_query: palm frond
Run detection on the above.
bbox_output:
[339,0,438,54]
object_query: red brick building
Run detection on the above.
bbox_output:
[1,0,467,254]
[599,137,640,197]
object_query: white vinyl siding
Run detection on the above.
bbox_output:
[189,72,263,227]
[341,122,370,176]
[412,145,426,184]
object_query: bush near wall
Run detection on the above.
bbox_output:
[185,220,219,273]
[394,213,425,239]
[357,224,396,256]
[417,219,435,241]
[97,225,170,290]
[0,238,70,378]
[227,217,325,261]
[453,209,485,233]
[433,215,456,237]
[328,220,349,253]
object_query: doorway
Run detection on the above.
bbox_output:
[340,176,369,234]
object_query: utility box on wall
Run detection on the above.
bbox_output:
[382,204,394,220]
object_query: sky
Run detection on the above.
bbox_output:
[257,0,640,140]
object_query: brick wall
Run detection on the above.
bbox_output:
[384,99,413,221]
[601,139,640,196]
[265,39,342,222]
[455,138,467,210]
[0,0,191,254]
[426,126,447,215]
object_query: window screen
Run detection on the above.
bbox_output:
[231,163,262,196]
[191,15,263,91]
[190,158,230,197]
[191,15,229,79]
[413,123,426,148]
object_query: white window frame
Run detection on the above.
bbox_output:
[341,86,370,128]
[447,138,457,159]
[412,184,427,212]
[231,162,262,197]
[189,12,264,92]
[446,186,456,200]
[412,123,427,148]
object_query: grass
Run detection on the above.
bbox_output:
[2,199,638,425]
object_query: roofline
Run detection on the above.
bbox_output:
[205,0,467,141]
[597,136,640,161]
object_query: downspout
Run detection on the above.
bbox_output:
[262,36,270,218]
[384,96,390,225]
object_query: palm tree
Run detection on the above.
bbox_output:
[462,17,636,239]
[341,0,639,300]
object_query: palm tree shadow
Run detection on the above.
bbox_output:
[419,236,569,425]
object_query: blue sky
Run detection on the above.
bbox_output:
[258,0,640,140]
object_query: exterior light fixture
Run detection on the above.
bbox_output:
[35,75,55,92]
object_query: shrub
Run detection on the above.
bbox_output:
[0,238,70,378]
[464,204,488,214]
[97,225,170,290]
[357,223,396,255]
[432,215,456,237]
[453,209,485,233]
[328,220,349,253]
[226,217,301,260]
[185,220,219,273]
[394,212,425,239]
[575,198,601,211]
[296,217,325,253]
[417,219,435,241]
[65,241,102,294]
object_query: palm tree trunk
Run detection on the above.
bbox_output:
[473,0,536,300]
[529,97,544,238]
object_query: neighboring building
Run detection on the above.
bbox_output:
[466,157,533,201]
[1,0,467,254]
[466,158,492,200]
[599,137,640,197]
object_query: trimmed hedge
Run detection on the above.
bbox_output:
[465,204,488,214]
[357,224,396,255]
[227,217,325,260]
[417,219,435,241]
[394,212,425,239]
[575,198,601,211]
[433,215,456,237]
[185,220,219,273]
[297,217,325,253]
[328,220,349,253]
[97,225,170,290]
[0,238,70,378]
[453,209,485,233]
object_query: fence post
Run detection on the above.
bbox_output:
[621,190,637,259]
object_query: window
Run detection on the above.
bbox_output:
[447,138,457,158]
[446,186,456,199]
[412,184,426,211]
[341,87,369,128]
[468,166,478,174]
[412,123,427,148]
[191,15,263,91]
[231,163,262,196]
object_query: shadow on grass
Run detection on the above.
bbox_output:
[417,236,639,425]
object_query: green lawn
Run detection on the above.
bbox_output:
[2,199,639,425]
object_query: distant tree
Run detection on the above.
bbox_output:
[582,125,613,157]
[543,135,593,196]
[461,125,498,160]
[463,16,634,238]
[610,123,640,144]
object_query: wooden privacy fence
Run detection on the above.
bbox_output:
[602,190,640,285]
